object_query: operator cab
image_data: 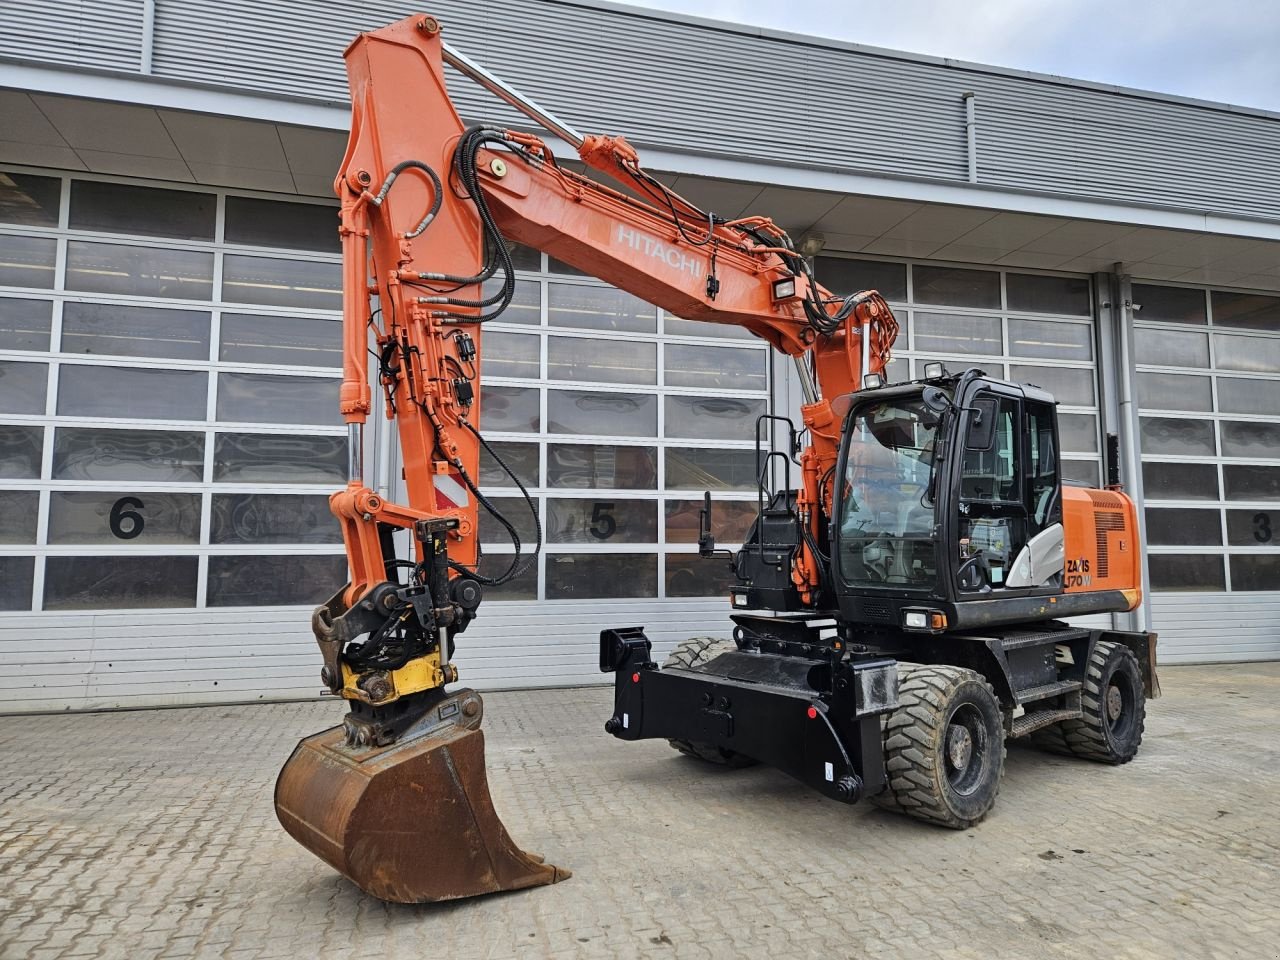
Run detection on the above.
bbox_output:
[832,368,1069,633]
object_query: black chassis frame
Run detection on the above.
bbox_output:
[600,615,1160,807]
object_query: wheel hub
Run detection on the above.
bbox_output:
[946,724,973,772]
[1106,684,1123,722]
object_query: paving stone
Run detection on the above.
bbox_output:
[0,664,1277,959]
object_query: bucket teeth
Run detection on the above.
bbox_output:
[275,688,569,903]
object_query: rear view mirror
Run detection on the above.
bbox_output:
[697,491,716,557]
[921,385,951,415]
[966,398,997,451]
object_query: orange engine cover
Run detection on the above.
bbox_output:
[1061,486,1142,608]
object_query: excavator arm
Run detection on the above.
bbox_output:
[275,13,899,904]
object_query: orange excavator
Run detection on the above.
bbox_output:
[274,13,1159,904]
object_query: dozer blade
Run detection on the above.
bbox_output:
[274,688,569,903]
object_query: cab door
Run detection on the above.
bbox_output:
[955,388,1027,592]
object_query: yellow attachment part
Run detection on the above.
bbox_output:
[341,650,448,705]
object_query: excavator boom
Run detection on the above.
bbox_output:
[275,12,897,903]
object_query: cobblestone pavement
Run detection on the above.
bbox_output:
[2,663,1278,960]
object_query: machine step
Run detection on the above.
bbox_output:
[1015,678,1081,706]
[1009,708,1079,738]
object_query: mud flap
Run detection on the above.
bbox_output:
[275,688,569,903]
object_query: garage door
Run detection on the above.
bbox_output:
[1133,282,1280,661]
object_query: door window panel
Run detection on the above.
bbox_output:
[47,492,202,545]
[665,499,756,543]
[221,255,340,310]
[61,302,211,361]
[206,554,346,606]
[913,312,1001,356]
[1005,273,1090,316]
[70,181,215,240]
[1008,318,1092,361]
[913,265,1000,308]
[482,278,541,325]
[1142,462,1219,500]
[44,555,199,610]
[1220,421,1280,458]
[1223,465,1280,501]
[1213,333,1280,375]
[219,313,341,367]
[1230,555,1280,591]
[1140,417,1215,457]
[547,443,656,489]
[1009,364,1094,406]
[665,343,768,390]
[665,395,765,441]
[1148,554,1225,592]
[1133,328,1209,368]
[216,372,339,425]
[1056,413,1098,453]
[1216,377,1280,416]
[478,496,540,545]
[1136,372,1212,411]
[210,493,340,544]
[65,241,213,299]
[212,433,346,484]
[479,441,539,488]
[0,172,60,226]
[1226,510,1278,547]
[53,428,204,482]
[476,554,538,600]
[1144,508,1222,546]
[666,553,738,598]
[485,331,541,380]
[0,235,56,289]
[547,283,656,333]
[815,257,907,302]
[1133,284,1205,325]
[0,298,52,351]
[1062,459,1100,487]
[545,553,657,599]
[1211,291,1280,332]
[548,336,655,385]
[224,197,339,253]
[548,390,655,437]
[546,498,657,544]
[480,385,540,433]
[0,490,38,543]
[666,447,758,490]
[58,365,207,421]
[0,425,43,479]
[0,360,47,414]
[0,557,34,609]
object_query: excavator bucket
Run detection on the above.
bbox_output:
[274,688,569,903]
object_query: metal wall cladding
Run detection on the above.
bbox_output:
[0,0,145,72]
[12,0,1280,221]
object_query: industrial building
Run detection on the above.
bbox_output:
[1,0,1276,711]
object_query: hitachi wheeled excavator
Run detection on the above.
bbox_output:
[274,13,1160,904]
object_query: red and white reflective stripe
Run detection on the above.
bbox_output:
[434,471,469,511]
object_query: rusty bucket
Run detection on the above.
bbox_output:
[275,688,569,903]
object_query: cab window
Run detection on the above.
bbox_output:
[961,395,1019,501]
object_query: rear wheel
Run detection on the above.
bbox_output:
[1034,641,1145,764]
[872,663,1005,829]
[663,637,757,768]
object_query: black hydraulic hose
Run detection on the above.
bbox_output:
[371,160,443,239]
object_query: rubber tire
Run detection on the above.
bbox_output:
[1031,641,1145,765]
[872,663,1006,829]
[662,637,758,768]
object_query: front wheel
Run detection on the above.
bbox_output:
[872,664,1005,829]
[1034,641,1146,764]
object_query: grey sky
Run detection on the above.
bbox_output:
[613,0,1280,112]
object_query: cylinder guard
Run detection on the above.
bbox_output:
[275,688,569,903]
